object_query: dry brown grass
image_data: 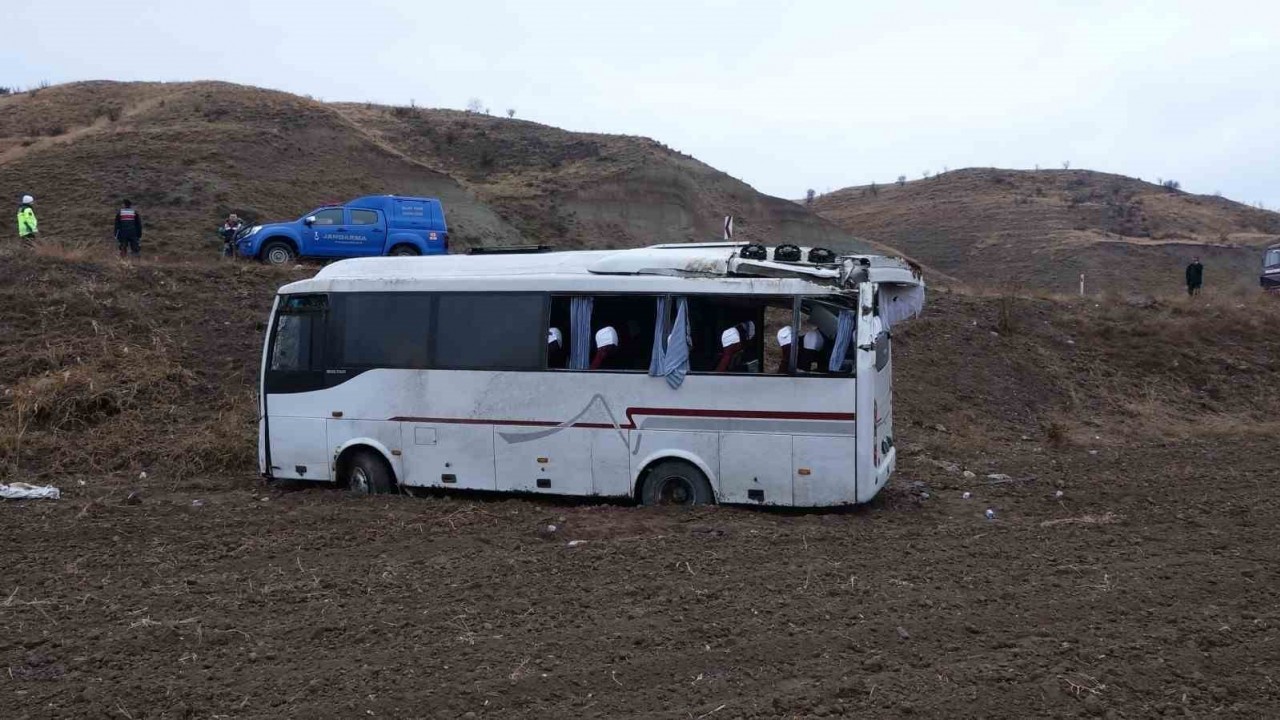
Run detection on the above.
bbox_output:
[0,251,289,482]
[29,238,99,262]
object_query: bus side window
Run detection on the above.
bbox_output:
[585,296,657,372]
[547,296,573,369]
[687,296,769,374]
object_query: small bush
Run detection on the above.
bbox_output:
[1162,179,1181,191]
[390,105,414,118]
[805,189,816,205]
[0,86,12,96]
[506,108,516,118]
[45,124,67,136]
[897,175,906,187]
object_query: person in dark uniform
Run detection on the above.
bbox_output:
[114,200,143,257]
[1185,256,1204,297]
[219,213,244,257]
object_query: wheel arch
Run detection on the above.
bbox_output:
[386,232,426,253]
[632,450,718,503]
[332,438,401,486]
[387,241,423,256]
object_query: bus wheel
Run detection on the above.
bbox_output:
[345,449,396,495]
[640,460,714,507]
[389,245,421,257]
[261,240,296,266]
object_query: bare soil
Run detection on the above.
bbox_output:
[2,251,1278,718]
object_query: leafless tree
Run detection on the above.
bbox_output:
[466,98,484,113]
[506,108,516,118]
[897,175,906,187]
[1062,161,1070,170]
[804,189,816,205]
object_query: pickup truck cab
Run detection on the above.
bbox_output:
[237,195,448,265]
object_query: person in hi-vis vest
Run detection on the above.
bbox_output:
[16,194,38,241]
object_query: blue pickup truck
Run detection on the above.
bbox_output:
[236,195,448,265]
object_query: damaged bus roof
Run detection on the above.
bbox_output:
[282,243,925,296]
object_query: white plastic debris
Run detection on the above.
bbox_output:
[1055,490,1064,499]
[139,471,148,480]
[962,491,971,500]
[986,473,1012,481]
[191,499,205,508]
[567,540,587,548]
[985,508,996,520]
[962,470,976,479]
[0,482,60,500]
[546,524,558,533]
[920,492,930,500]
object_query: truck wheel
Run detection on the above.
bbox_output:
[389,245,421,257]
[639,459,714,506]
[344,449,396,495]
[261,240,296,266]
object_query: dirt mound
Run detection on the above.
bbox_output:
[812,168,1280,294]
[0,81,522,254]
[1,250,1278,717]
[334,104,888,254]
[1,81,879,258]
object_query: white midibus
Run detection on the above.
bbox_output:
[258,243,925,506]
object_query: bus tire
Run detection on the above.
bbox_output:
[389,245,421,257]
[345,449,396,495]
[261,240,296,266]
[639,459,714,507]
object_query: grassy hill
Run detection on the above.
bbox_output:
[0,81,878,257]
[811,168,1280,294]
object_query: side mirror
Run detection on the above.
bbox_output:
[304,216,316,226]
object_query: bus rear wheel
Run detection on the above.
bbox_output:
[389,245,421,257]
[640,460,714,507]
[344,449,396,495]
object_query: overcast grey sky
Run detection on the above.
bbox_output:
[6,0,1279,207]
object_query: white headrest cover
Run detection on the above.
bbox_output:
[595,326,618,348]
[777,326,793,346]
[548,327,563,345]
[803,330,826,351]
[743,321,756,340]
[720,327,742,348]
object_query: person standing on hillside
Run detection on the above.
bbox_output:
[1185,256,1204,297]
[219,213,244,257]
[16,194,38,242]
[114,200,143,258]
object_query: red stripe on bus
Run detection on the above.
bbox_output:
[388,408,855,428]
